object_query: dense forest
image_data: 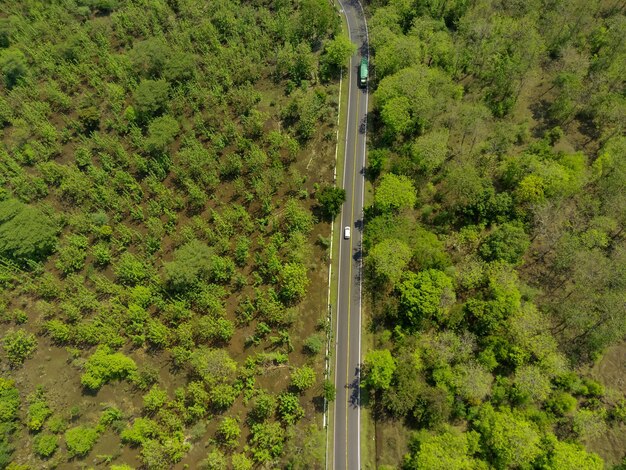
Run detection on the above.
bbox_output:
[0,0,356,468]
[362,0,626,468]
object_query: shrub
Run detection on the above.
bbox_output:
[0,199,57,262]
[0,378,20,423]
[164,240,213,291]
[216,417,240,448]
[277,392,304,424]
[201,449,227,470]
[143,385,168,413]
[303,334,324,355]
[64,425,99,457]
[34,433,58,458]
[80,346,137,390]
[26,389,51,431]
[231,453,253,470]
[2,329,37,366]
[120,418,159,446]
[44,320,72,344]
[211,384,237,410]
[114,252,148,285]
[290,366,316,392]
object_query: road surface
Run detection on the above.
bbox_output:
[333,0,368,468]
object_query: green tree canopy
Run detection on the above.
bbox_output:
[164,239,213,291]
[369,238,412,286]
[0,199,57,262]
[133,79,169,121]
[479,223,530,264]
[374,173,417,213]
[363,349,396,391]
[316,185,346,220]
[474,405,542,468]
[404,428,482,470]
[397,269,455,326]
[0,48,27,88]
[321,35,357,77]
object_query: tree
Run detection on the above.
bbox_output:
[513,365,552,404]
[397,269,455,326]
[321,36,356,78]
[363,349,396,391]
[369,238,412,286]
[542,438,603,470]
[114,252,149,285]
[130,38,169,78]
[0,199,57,262]
[65,425,99,457]
[296,0,338,44]
[34,433,58,458]
[279,262,309,304]
[0,48,27,88]
[163,240,213,291]
[143,385,168,413]
[188,347,237,386]
[133,79,169,121]
[479,223,530,264]
[316,185,346,220]
[201,449,227,470]
[410,129,449,175]
[2,330,37,367]
[475,405,542,468]
[404,428,482,470]
[145,115,180,154]
[80,346,137,390]
[231,453,253,470]
[381,96,413,136]
[26,388,51,431]
[216,417,241,448]
[290,365,316,392]
[374,173,417,212]
[278,392,304,424]
[211,384,238,410]
[249,422,285,463]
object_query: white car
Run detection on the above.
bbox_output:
[344,226,351,239]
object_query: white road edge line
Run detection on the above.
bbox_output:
[324,62,342,470]
[333,0,353,468]
[356,1,369,469]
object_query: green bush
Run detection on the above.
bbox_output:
[65,425,99,457]
[2,329,37,366]
[0,199,57,262]
[216,417,240,448]
[80,346,137,390]
[34,433,58,458]
[303,334,324,355]
[0,378,20,424]
[114,252,148,285]
[290,366,316,392]
[26,389,51,431]
[277,392,304,424]
[143,385,168,413]
[120,417,159,446]
[211,384,237,410]
[133,79,169,121]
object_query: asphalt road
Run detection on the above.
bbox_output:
[333,0,368,468]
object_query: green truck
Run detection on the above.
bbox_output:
[359,57,368,87]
